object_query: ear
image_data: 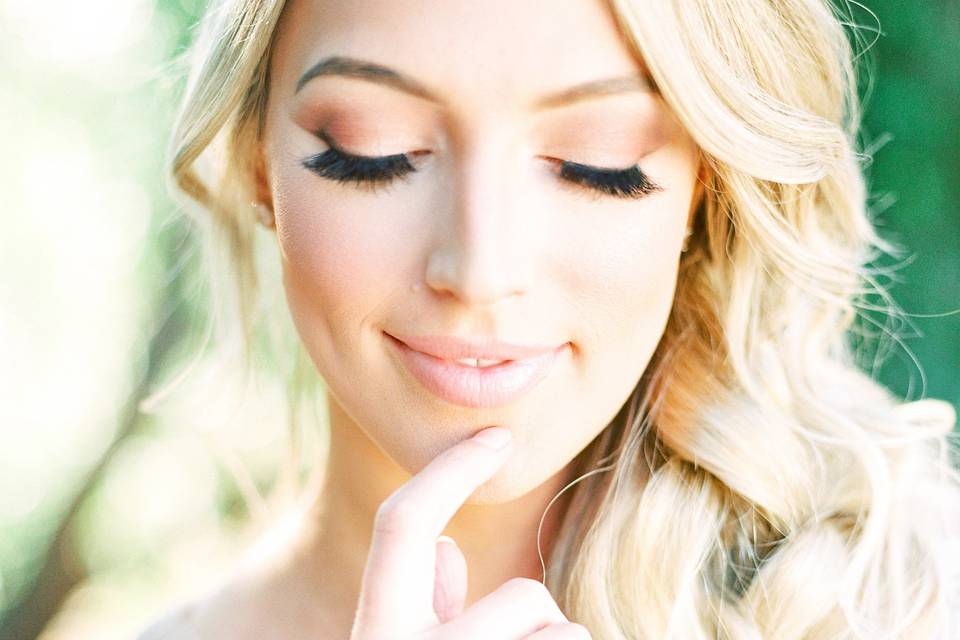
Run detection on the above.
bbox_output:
[686,155,707,229]
[253,141,274,212]
[251,141,276,230]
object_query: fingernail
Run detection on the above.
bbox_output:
[437,535,457,547]
[473,427,512,450]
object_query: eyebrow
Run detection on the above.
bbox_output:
[295,55,656,110]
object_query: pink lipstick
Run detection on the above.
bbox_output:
[385,332,568,408]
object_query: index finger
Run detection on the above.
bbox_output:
[351,426,514,637]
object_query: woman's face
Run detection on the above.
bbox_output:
[260,0,701,502]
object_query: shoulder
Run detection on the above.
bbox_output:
[132,569,265,640]
[135,502,323,639]
[134,587,258,640]
[134,602,202,640]
[132,564,292,640]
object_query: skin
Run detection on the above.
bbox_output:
[163,0,702,637]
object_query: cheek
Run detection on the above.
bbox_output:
[547,196,686,448]
[598,233,677,330]
[272,172,412,354]
[552,144,694,348]
[558,207,683,350]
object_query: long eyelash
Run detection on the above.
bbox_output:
[301,129,417,194]
[302,148,416,194]
[301,131,662,200]
[558,160,663,200]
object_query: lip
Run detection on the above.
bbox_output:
[387,333,561,361]
[385,332,569,408]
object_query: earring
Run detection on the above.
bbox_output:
[681,227,693,253]
[251,201,275,229]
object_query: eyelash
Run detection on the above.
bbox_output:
[301,131,663,200]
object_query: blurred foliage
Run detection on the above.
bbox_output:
[0,0,955,638]
[852,1,960,410]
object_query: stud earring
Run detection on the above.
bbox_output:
[681,227,693,253]
[251,201,275,229]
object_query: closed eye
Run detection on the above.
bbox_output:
[301,130,663,200]
[300,130,418,195]
[547,157,663,200]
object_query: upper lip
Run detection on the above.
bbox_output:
[387,332,565,361]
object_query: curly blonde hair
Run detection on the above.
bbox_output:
[166,0,960,637]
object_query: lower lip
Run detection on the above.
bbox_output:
[385,333,568,408]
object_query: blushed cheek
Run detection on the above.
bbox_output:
[275,186,408,356]
[603,259,677,362]
[558,205,684,384]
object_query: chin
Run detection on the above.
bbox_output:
[460,459,546,506]
[464,482,524,505]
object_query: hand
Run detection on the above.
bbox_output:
[349,426,592,639]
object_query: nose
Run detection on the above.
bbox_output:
[424,144,535,307]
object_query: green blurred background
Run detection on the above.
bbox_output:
[0,1,956,638]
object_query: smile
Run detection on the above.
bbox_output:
[384,332,569,408]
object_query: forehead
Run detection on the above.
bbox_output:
[272,0,650,113]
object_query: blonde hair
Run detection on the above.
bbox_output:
[166,0,960,637]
